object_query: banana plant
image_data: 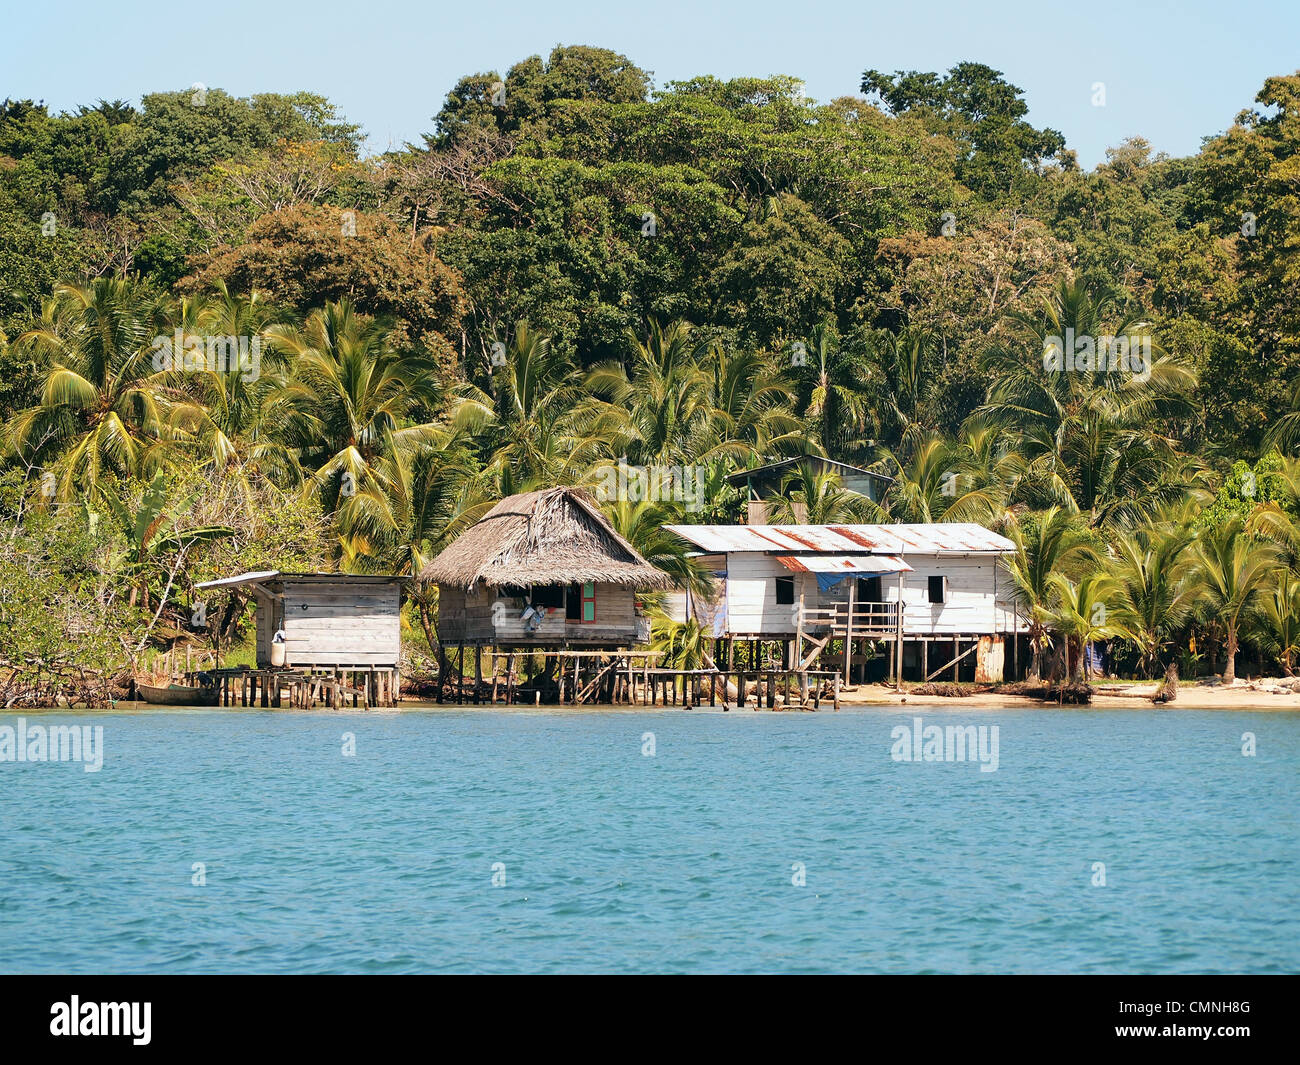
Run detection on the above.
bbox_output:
[97,472,235,612]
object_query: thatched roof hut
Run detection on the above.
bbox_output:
[420,487,673,592]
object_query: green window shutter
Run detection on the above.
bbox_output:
[582,582,595,622]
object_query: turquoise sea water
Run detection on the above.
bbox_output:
[1,706,1296,974]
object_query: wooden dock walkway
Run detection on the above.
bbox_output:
[435,647,842,709]
[184,667,396,708]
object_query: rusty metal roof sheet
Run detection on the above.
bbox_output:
[776,554,913,574]
[663,523,1015,555]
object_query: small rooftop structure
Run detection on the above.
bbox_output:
[727,457,892,523]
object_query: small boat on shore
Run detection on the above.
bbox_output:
[134,681,218,706]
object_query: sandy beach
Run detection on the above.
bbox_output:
[836,678,1300,711]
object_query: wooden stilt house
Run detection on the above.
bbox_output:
[423,487,673,649]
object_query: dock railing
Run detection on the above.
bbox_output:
[801,601,901,639]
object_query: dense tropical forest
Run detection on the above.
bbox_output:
[3,46,1300,704]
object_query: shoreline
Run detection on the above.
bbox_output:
[10,683,1300,713]
[835,680,1300,712]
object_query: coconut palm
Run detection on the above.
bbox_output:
[584,319,714,467]
[1194,515,1282,682]
[8,279,182,497]
[945,421,1074,524]
[978,278,1197,524]
[167,282,296,479]
[1251,569,1300,676]
[602,496,712,600]
[455,320,597,487]
[793,322,877,458]
[878,428,1022,524]
[338,436,488,650]
[649,614,710,672]
[700,341,803,463]
[1045,570,1122,682]
[1109,520,1200,678]
[98,471,235,611]
[1003,506,1096,679]
[266,300,445,516]
[1263,376,1300,457]
[872,326,938,445]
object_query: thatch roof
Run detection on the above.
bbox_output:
[420,487,674,591]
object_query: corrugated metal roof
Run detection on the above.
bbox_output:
[663,523,1015,555]
[195,571,405,589]
[777,554,913,573]
[195,570,280,589]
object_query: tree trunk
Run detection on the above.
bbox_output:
[417,601,437,656]
[1223,627,1238,683]
[1070,638,1085,684]
[1028,629,1044,681]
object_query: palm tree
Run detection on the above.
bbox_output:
[99,471,234,611]
[339,437,488,650]
[8,279,180,497]
[602,496,712,600]
[978,278,1197,524]
[794,322,876,458]
[878,428,1021,524]
[585,319,714,467]
[700,341,802,464]
[1045,570,1122,682]
[455,320,597,487]
[876,431,956,523]
[1194,515,1281,682]
[952,419,1074,521]
[1003,506,1095,679]
[1252,569,1300,676]
[168,282,296,479]
[267,300,445,518]
[1109,520,1199,678]
[872,327,938,445]
[649,614,710,673]
[1263,376,1300,457]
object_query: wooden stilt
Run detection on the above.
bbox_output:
[844,580,856,684]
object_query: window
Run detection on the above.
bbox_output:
[856,575,882,602]
[568,582,596,622]
[928,575,947,604]
[532,585,564,609]
[775,576,795,605]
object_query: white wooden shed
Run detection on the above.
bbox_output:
[194,571,404,670]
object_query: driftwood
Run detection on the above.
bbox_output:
[909,681,993,698]
[1000,680,1093,704]
[0,656,124,708]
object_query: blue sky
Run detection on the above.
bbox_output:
[2,0,1296,168]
